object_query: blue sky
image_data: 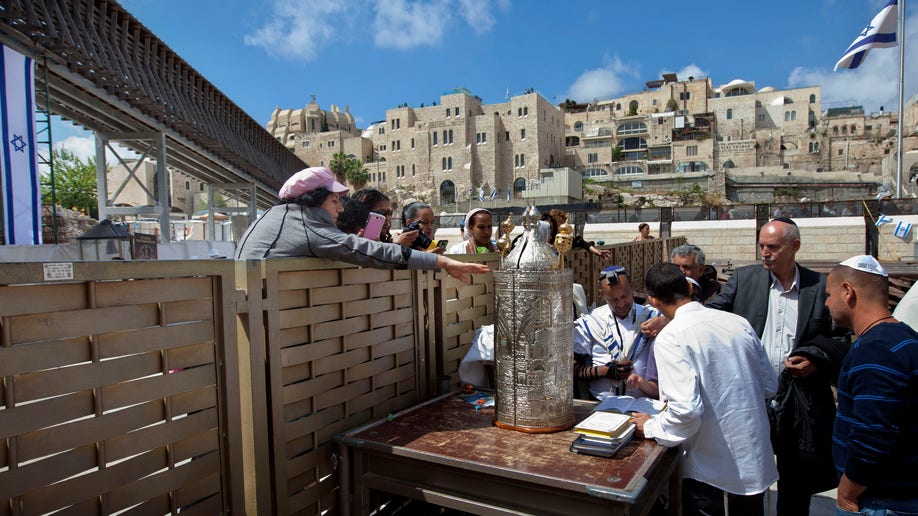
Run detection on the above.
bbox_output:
[57,0,917,158]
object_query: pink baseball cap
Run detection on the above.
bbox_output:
[278,167,348,200]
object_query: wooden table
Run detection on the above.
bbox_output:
[335,394,680,515]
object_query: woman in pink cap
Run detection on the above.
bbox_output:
[235,167,488,282]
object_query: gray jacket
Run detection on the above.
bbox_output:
[235,203,438,270]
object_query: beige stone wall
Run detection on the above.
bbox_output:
[581,216,918,263]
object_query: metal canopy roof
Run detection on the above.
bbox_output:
[0,0,305,208]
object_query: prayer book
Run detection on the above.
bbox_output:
[573,411,632,439]
[595,395,666,415]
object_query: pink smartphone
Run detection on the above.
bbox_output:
[364,212,386,241]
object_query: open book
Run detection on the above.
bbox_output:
[595,395,666,415]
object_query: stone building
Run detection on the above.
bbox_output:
[266,78,918,209]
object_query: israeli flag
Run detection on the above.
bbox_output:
[506,184,511,201]
[489,186,497,200]
[876,214,894,226]
[1,44,42,244]
[894,220,912,239]
[834,0,898,70]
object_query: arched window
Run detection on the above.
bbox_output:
[791,111,797,121]
[616,103,621,110]
[513,177,527,195]
[809,94,816,103]
[726,109,733,120]
[433,132,438,145]
[520,154,525,166]
[514,154,519,167]
[784,111,790,121]
[184,181,190,190]
[628,100,639,113]
[448,157,453,169]
[442,130,447,143]
[833,126,839,135]
[574,121,583,132]
[440,180,456,205]
[524,107,529,116]
[442,157,447,170]
[449,129,454,143]
[617,121,647,135]
[582,168,608,177]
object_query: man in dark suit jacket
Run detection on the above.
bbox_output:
[707,217,848,516]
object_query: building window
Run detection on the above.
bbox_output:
[521,129,526,140]
[758,113,765,122]
[652,99,658,106]
[442,130,447,143]
[520,154,525,166]
[506,131,510,141]
[615,166,644,175]
[574,121,583,131]
[617,121,647,135]
[588,153,598,163]
[329,141,335,147]
[518,108,523,117]
[433,132,438,145]
[442,157,447,170]
[514,154,519,167]
[446,108,451,117]
[448,129,454,144]
[842,125,847,135]
[200,183,205,191]
[412,164,416,176]
[524,107,529,116]
[838,149,844,155]
[809,142,820,153]
[809,94,816,103]
[726,109,733,120]
[784,111,790,122]
[476,133,481,143]
[686,145,698,156]
[791,111,797,121]
[616,103,621,110]
[448,157,453,169]
[411,138,415,149]
[455,107,460,117]
[184,181,190,190]
[378,126,385,134]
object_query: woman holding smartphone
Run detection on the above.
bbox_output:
[235,167,488,282]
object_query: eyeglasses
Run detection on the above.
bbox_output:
[599,267,628,286]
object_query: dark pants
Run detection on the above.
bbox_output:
[682,478,765,516]
[775,452,835,516]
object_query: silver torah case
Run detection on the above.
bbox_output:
[493,206,574,432]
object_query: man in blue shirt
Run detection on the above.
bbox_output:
[825,255,918,514]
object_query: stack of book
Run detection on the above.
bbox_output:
[569,411,635,458]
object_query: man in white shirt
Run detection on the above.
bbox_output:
[573,265,660,399]
[633,263,778,515]
[706,217,848,515]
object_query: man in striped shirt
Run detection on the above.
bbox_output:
[825,255,918,514]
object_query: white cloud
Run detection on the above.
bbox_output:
[659,64,708,82]
[246,0,509,58]
[54,135,141,166]
[457,0,510,35]
[244,0,351,60]
[787,10,918,113]
[373,0,449,49]
[562,55,637,104]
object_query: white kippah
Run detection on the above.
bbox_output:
[839,255,888,277]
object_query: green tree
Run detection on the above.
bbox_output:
[42,148,98,218]
[345,159,369,190]
[329,151,350,184]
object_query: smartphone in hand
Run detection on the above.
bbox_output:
[364,212,386,241]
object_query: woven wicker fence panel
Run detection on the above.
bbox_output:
[263,261,421,515]
[0,261,239,516]
[436,255,499,391]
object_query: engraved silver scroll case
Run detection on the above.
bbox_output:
[493,204,574,432]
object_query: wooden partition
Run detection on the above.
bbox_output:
[0,261,245,515]
[0,238,676,515]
